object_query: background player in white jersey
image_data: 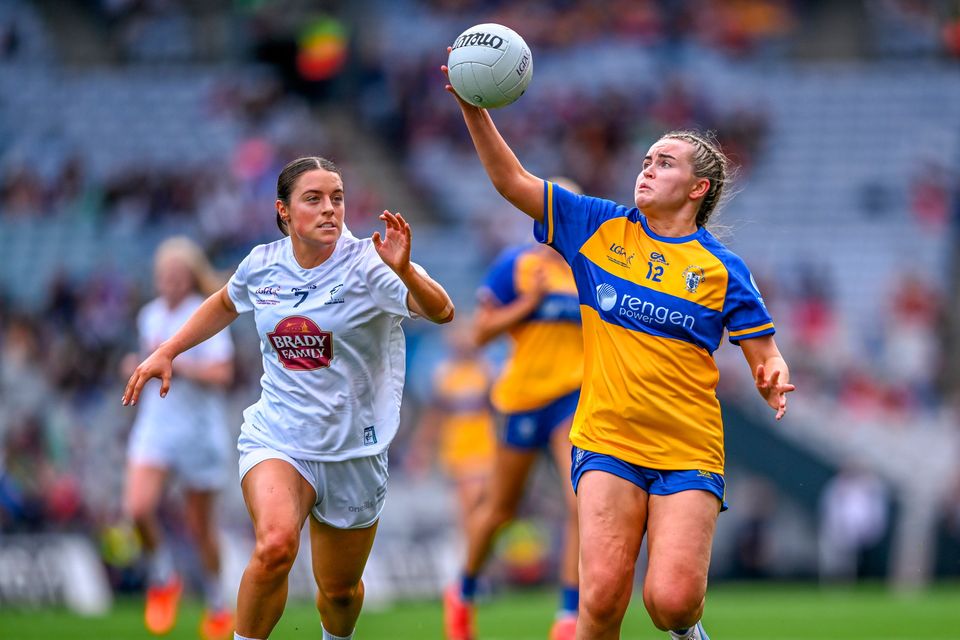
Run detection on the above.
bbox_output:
[122,156,454,640]
[123,236,235,640]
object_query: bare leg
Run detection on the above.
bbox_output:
[453,473,488,539]
[575,471,648,640]
[309,517,379,636]
[183,488,228,613]
[548,421,579,592]
[235,460,315,639]
[642,491,719,632]
[183,489,221,578]
[463,445,538,575]
[124,463,169,556]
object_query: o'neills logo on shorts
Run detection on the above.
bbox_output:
[267,315,333,371]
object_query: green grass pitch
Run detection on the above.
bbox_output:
[2,583,959,639]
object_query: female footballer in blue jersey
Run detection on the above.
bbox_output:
[444,60,794,640]
[444,203,584,640]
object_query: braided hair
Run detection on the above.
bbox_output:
[660,130,731,228]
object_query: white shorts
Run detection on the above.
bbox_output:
[237,432,388,530]
[127,421,230,490]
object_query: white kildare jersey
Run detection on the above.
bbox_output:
[132,294,234,437]
[228,234,415,461]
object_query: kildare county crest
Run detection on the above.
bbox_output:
[682,266,705,294]
[267,315,333,371]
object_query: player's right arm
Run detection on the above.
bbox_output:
[442,54,544,222]
[472,268,547,346]
[122,286,239,406]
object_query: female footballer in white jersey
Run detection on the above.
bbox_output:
[124,236,235,640]
[123,157,455,640]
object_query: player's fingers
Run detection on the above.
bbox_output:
[769,369,782,386]
[755,364,767,388]
[776,394,788,420]
[121,374,137,405]
[381,210,399,228]
[780,383,797,394]
[395,213,411,234]
[130,374,148,406]
[372,231,382,247]
[159,372,171,398]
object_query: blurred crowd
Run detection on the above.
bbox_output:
[1,0,960,586]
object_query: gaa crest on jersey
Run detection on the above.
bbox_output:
[267,315,333,371]
[682,266,705,294]
[649,251,669,265]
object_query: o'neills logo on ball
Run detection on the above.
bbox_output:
[267,315,333,371]
[452,31,505,50]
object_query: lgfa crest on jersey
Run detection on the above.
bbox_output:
[682,266,705,294]
[267,315,334,371]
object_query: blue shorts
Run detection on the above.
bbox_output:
[571,446,728,511]
[502,389,580,449]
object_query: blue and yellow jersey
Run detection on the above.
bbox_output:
[478,244,584,413]
[433,358,496,477]
[535,181,775,473]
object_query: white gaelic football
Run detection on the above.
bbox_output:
[448,23,532,109]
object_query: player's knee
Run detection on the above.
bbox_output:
[189,524,218,553]
[579,567,631,624]
[124,496,155,526]
[317,579,362,610]
[486,497,519,528]
[252,527,299,575]
[643,585,703,631]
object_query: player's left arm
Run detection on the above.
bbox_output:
[739,335,795,420]
[172,359,234,387]
[373,210,454,324]
[473,263,547,346]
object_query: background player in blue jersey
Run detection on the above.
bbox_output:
[444,179,584,640]
[443,59,794,640]
[123,157,455,640]
[407,322,496,537]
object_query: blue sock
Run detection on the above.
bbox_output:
[460,574,478,602]
[559,585,579,617]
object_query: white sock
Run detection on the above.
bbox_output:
[203,571,226,612]
[146,545,175,585]
[669,622,705,640]
[321,625,354,640]
[234,634,262,640]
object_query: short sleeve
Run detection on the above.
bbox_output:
[533,180,626,264]
[724,263,775,344]
[366,247,412,318]
[227,253,254,314]
[136,306,152,354]
[188,325,235,362]
[477,246,523,306]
